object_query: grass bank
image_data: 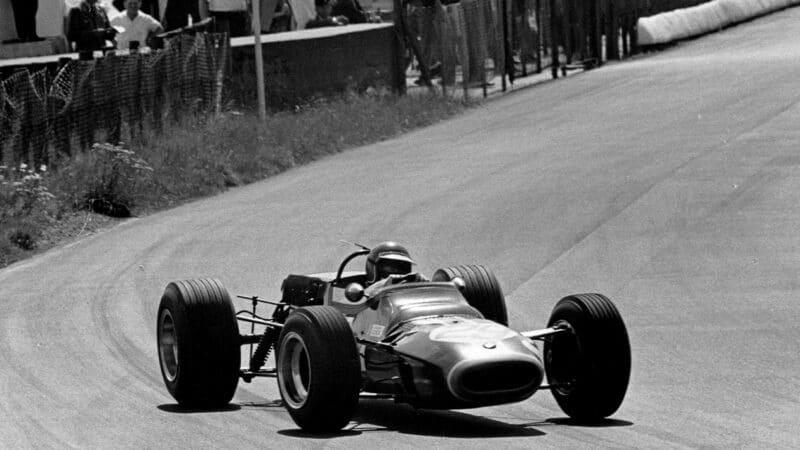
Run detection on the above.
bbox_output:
[0,92,467,268]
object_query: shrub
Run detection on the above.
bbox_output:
[0,164,56,252]
[51,143,153,217]
[0,90,466,267]
[0,164,56,220]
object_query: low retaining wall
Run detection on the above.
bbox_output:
[229,23,404,108]
[637,0,800,45]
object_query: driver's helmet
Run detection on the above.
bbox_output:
[365,242,414,284]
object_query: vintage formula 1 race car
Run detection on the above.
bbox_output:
[156,243,631,432]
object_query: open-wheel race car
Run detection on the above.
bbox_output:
[156,242,631,432]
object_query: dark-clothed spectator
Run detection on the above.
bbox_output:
[164,0,200,30]
[111,0,164,49]
[331,0,368,24]
[9,0,42,42]
[264,0,292,33]
[306,0,349,29]
[405,0,442,84]
[207,0,249,37]
[68,0,118,52]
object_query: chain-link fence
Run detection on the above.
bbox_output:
[401,0,714,90]
[0,32,229,171]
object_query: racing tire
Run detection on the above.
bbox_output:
[276,306,361,432]
[432,265,508,325]
[157,278,240,408]
[543,293,631,421]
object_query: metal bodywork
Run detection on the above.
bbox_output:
[351,282,544,409]
[240,269,550,409]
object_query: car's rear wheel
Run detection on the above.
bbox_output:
[432,265,508,325]
[276,306,361,432]
[157,278,240,407]
[543,293,631,421]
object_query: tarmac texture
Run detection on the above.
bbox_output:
[1,6,799,448]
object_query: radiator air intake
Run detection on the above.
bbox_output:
[449,358,542,403]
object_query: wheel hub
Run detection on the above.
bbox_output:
[278,332,311,409]
[158,309,179,382]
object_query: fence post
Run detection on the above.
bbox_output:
[621,12,629,57]
[516,0,528,77]
[535,0,542,73]
[393,0,408,95]
[501,0,509,91]
[252,0,267,121]
[630,4,639,54]
[550,0,558,78]
[592,0,601,64]
[607,0,619,60]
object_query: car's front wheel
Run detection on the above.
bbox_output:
[543,293,631,421]
[157,278,240,408]
[276,306,361,432]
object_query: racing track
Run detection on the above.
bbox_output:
[2,8,800,448]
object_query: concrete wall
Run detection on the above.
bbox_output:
[229,24,403,108]
[0,24,404,109]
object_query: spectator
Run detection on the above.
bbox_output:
[305,0,348,29]
[262,0,292,33]
[112,0,160,20]
[164,0,200,30]
[111,0,164,49]
[331,0,368,24]
[207,0,249,37]
[405,0,442,84]
[8,0,43,43]
[68,0,118,52]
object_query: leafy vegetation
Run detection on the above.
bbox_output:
[0,91,466,268]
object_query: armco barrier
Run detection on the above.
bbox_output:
[638,0,800,45]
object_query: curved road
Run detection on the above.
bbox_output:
[2,8,800,448]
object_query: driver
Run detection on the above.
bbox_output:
[364,241,427,296]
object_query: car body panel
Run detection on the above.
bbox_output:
[347,282,545,408]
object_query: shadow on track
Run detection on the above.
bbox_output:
[278,399,546,438]
[278,430,363,439]
[157,404,242,414]
[543,418,633,427]
[159,399,632,438]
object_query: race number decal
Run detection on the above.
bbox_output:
[369,324,385,338]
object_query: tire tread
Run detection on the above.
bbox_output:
[545,293,630,421]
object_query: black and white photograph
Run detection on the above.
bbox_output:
[0,0,798,447]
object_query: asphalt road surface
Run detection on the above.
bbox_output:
[2,8,800,449]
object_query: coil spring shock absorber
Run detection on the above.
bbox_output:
[249,327,279,372]
[248,304,291,373]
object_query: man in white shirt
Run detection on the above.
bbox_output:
[111,0,164,49]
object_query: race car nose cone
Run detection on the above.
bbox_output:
[448,357,543,403]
